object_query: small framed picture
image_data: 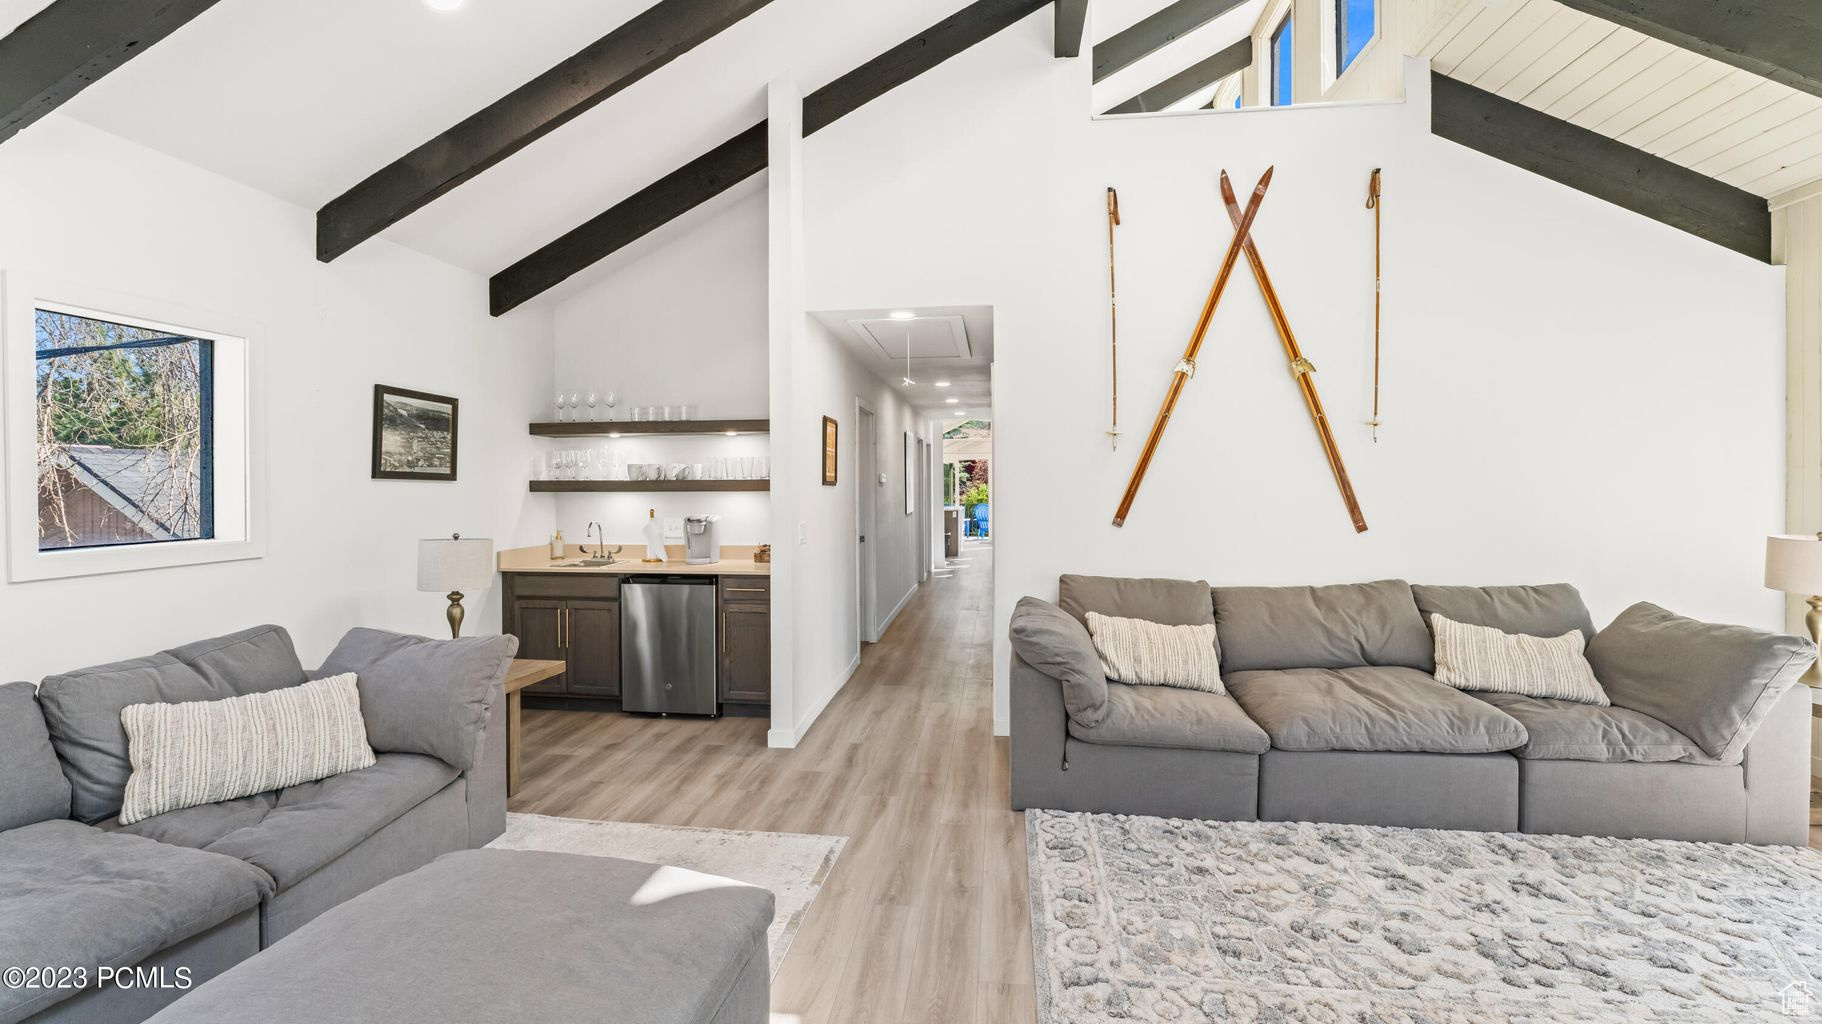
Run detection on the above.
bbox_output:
[822,415,839,486]
[372,385,458,482]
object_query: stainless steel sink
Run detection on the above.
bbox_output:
[555,559,624,568]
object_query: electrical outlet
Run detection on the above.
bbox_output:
[662,517,684,541]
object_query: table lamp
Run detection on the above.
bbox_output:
[418,533,494,638]
[1764,532,1822,687]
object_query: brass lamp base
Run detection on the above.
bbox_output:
[1804,595,1822,688]
[444,590,466,637]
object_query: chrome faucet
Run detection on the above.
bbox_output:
[585,521,605,557]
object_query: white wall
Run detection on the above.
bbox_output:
[549,189,771,547]
[799,16,1788,734]
[0,116,554,681]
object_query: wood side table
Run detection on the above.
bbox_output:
[504,659,565,797]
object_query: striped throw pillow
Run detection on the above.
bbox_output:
[1430,613,1609,705]
[118,673,375,825]
[1085,612,1225,693]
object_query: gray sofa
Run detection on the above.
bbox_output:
[1010,576,1814,845]
[0,624,516,1024]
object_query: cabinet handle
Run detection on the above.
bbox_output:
[721,612,727,654]
[726,587,766,593]
[560,607,568,649]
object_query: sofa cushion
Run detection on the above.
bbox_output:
[1226,666,1527,753]
[1412,583,1597,641]
[1587,602,1813,763]
[1085,613,1223,693]
[37,625,308,823]
[1067,682,1269,753]
[1009,597,1109,726]
[110,753,459,890]
[318,629,517,772]
[0,681,72,830]
[0,819,271,1024]
[1057,574,1214,627]
[1430,614,1609,705]
[1213,580,1433,673]
[1472,692,1711,763]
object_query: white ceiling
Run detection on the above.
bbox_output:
[1090,0,1267,116]
[808,305,995,416]
[36,0,984,276]
[1421,0,1822,200]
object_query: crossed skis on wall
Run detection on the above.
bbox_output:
[1111,167,1370,535]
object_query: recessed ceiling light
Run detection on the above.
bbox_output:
[945,397,959,404]
[889,310,916,320]
[425,0,463,9]
[934,381,951,388]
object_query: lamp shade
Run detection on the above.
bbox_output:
[418,535,494,594]
[1765,534,1822,594]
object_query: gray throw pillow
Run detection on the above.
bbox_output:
[1009,597,1109,727]
[318,629,518,771]
[1412,583,1597,641]
[0,682,73,830]
[37,625,307,823]
[1587,602,1814,763]
[1057,574,1214,628]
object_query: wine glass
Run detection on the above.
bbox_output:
[603,390,618,421]
[567,393,581,422]
[554,392,567,422]
[585,392,599,421]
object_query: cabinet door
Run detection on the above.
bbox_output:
[565,599,621,698]
[719,603,771,704]
[512,599,567,694]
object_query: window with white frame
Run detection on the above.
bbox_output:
[3,278,261,582]
[1335,0,1375,76]
[1270,12,1295,106]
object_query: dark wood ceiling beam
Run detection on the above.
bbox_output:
[1054,0,1088,58]
[1430,72,1769,262]
[315,0,777,263]
[1104,36,1250,114]
[1092,0,1248,84]
[1554,0,1822,100]
[0,0,225,146]
[490,0,1047,316]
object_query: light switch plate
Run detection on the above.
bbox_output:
[662,517,685,540]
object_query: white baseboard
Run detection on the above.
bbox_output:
[766,651,862,748]
[878,584,916,637]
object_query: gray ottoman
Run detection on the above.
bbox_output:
[146,849,774,1024]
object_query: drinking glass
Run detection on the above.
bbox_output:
[585,392,598,421]
[567,393,581,421]
[530,453,548,481]
[603,391,618,421]
[554,393,567,422]
[754,456,769,479]
[643,406,658,421]
[578,450,595,481]
[661,405,674,421]
[678,404,692,421]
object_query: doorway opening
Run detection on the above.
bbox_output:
[856,400,879,644]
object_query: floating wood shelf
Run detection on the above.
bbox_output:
[530,419,768,437]
[530,480,769,493]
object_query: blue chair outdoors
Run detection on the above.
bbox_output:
[972,503,990,538]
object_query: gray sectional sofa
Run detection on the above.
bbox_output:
[0,624,516,1024]
[1010,576,1814,845]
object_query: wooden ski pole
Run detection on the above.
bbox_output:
[1219,170,1367,533]
[1112,167,1272,528]
[1107,187,1121,450]
[1366,168,1382,442]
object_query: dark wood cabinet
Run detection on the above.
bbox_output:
[505,571,769,709]
[503,575,622,698]
[718,578,771,705]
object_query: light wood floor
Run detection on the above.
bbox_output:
[511,541,1030,1023]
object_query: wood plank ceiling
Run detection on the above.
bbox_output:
[1419,0,1822,200]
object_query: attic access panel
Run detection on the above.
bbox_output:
[849,316,971,363]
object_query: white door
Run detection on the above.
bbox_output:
[857,403,878,643]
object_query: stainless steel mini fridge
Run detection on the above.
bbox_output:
[620,576,718,716]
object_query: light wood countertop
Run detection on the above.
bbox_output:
[498,544,770,577]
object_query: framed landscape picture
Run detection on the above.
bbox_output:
[822,415,838,486]
[372,385,458,481]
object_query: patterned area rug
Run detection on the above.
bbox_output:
[490,813,844,976]
[1027,811,1822,1022]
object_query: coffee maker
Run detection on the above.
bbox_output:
[683,514,721,565]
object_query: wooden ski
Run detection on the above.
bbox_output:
[1112,167,1272,528]
[1219,170,1367,533]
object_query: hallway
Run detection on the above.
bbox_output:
[511,541,1030,1023]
